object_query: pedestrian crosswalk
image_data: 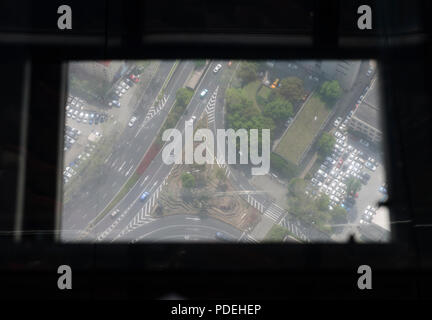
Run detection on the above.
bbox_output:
[247,194,265,213]
[242,235,258,243]
[279,215,309,242]
[263,203,286,222]
[205,87,218,124]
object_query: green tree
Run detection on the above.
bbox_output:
[330,207,348,225]
[288,178,307,198]
[270,152,299,181]
[279,77,304,102]
[237,62,258,86]
[316,195,330,212]
[319,80,342,104]
[265,224,289,241]
[181,172,195,189]
[176,87,194,108]
[317,133,336,158]
[262,96,293,124]
[346,177,362,196]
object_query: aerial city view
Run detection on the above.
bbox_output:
[61,60,389,243]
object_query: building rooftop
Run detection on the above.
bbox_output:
[352,76,382,130]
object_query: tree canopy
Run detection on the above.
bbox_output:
[262,94,294,124]
[175,87,194,108]
[279,77,305,102]
[346,176,362,196]
[319,80,342,105]
[317,133,336,158]
[237,62,258,86]
[181,172,195,189]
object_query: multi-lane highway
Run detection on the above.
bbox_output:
[81,60,235,242]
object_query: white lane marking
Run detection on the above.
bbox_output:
[140,175,149,186]
[185,217,201,221]
[118,161,126,172]
[125,165,134,176]
[111,158,119,168]
[104,152,113,164]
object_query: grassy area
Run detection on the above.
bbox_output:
[264,224,302,242]
[274,94,331,165]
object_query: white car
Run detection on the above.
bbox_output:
[128,116,137,127]
[111,209,120,218]
[200,89,208,98]
[330,195,340,203]
[213,64,222,73]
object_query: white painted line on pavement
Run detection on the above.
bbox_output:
[118,161,126,172]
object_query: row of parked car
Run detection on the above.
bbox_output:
[359,205,377,225]
[66,106,108,125]
[64,142,97,184]
[108,72,140,106]
[64,125,81,151]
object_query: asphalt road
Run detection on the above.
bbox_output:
[62,60,195,240]
[127,214,244,243]
[85,61,236,242]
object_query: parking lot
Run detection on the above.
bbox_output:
[307,113,387,231]
[63,71,143,185]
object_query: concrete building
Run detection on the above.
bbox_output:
[348,76,383,143]
[297,60,361,90]
[320,61,361,90]
[72,61,125,85]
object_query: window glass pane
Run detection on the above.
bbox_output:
[61,59,389,243]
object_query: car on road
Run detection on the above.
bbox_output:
[111,209,120,218]
[285,117,293,127]
[367,68,373,76]
[140,191,150,202]
[128,116,137,127]
[215,231,232,241]
[213,63,222,73]
[200,89,208,98]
